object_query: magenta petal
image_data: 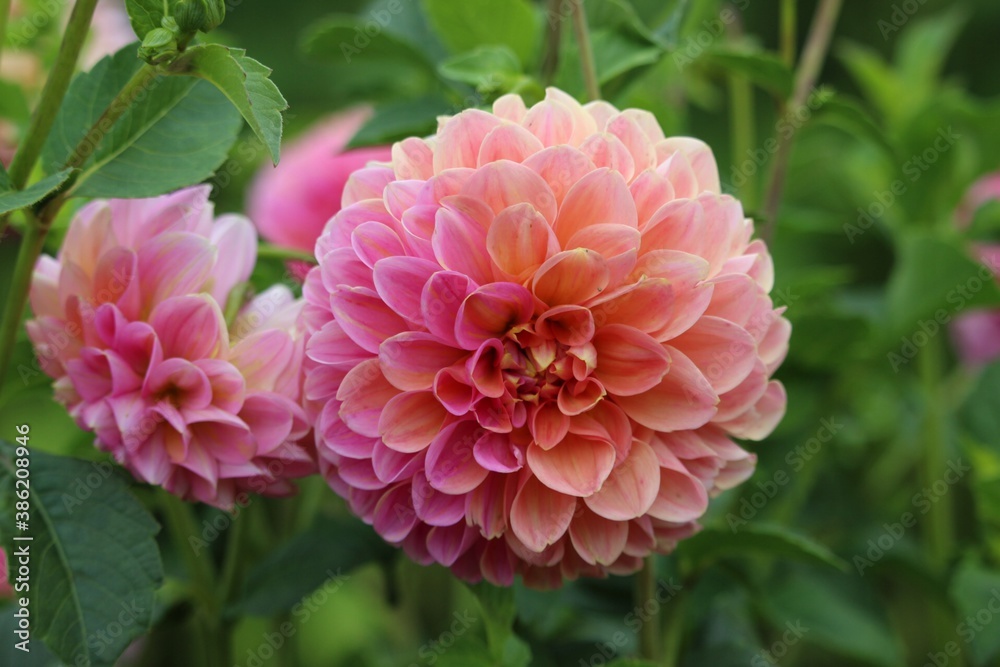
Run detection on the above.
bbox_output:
[473,432,524,473]
[427,523,479,566]
[372,256,440,325]
[373,483,418,542]
[425,420,490,494]
[467,339,505,398]
[149,295,228,361]
[421,271,477,347]
[351,221,405,269]
[413,472,467,526]
[330,286,408,354]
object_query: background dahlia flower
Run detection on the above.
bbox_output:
[952,172,1000,366]
[248,107,394,254]
[27,186,314,508]
[303,87,790,587]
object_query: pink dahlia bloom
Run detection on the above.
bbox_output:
[952,173,1000,366]
[247,108,394,253]
[27,186,314,508]
[0,548,11,598]
[303,88,790,587]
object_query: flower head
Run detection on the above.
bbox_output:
[248,108,394,253]
[0,548,11,598]
[28,186,314,508]
[304,88,790,586]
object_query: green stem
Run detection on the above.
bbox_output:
[662,586,689,667]
[160,491,218,612]
[541,0,563,85]
[636,556,660,662]
[726,10,756,207]
[760,0,842,241]
[570,0,600,101]
[0,0,11,70]
[0,214,46,393]
[780,0,797,67]
[216,507,247,607]
[919,337,961,665]
[919,339,952,569]
[256,243,317,263]
[6,0,99,188]
[160,492,232,667]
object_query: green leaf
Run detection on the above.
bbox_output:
[896,9,967,95]
[422,0,540,65]
[434,636,496,667]
[0,444,163,667]
[0,78,30,123]
[607,660,660,667]
[124,0,165,40]
[951,562,1000,665]
[960,362,1000,446]
[438,46,522,92]
[177,44,287,164]
[347,94,453,149]
[837,42,907,124]
[302,15,436,100]
[0,169,73,215]
[813,95,897,160]
[885,232,1000,342]
[586,0,661,46]
[231,514,394,617]
[762,571,903,667]
[42,46,242,198]
[703,47,794,98]
[679,523,848,571]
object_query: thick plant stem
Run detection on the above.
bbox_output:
[662,587,689,667]
[256,243,316,263]
[160,492,231,667]
[726,11,756,208]
[761,0,842,241]
[6,0,99,188]
[0,0,11,69]
[780,0,797,67]
[636,556,660,662]
[919,339,961,665]
[570,0,600,101]
[0,213,46,394]
[541,0,563,85]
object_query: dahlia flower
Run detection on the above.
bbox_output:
[248,107,394,253]
[0,548,11,598]
[27,186,314,508]
[303,88,790,586]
